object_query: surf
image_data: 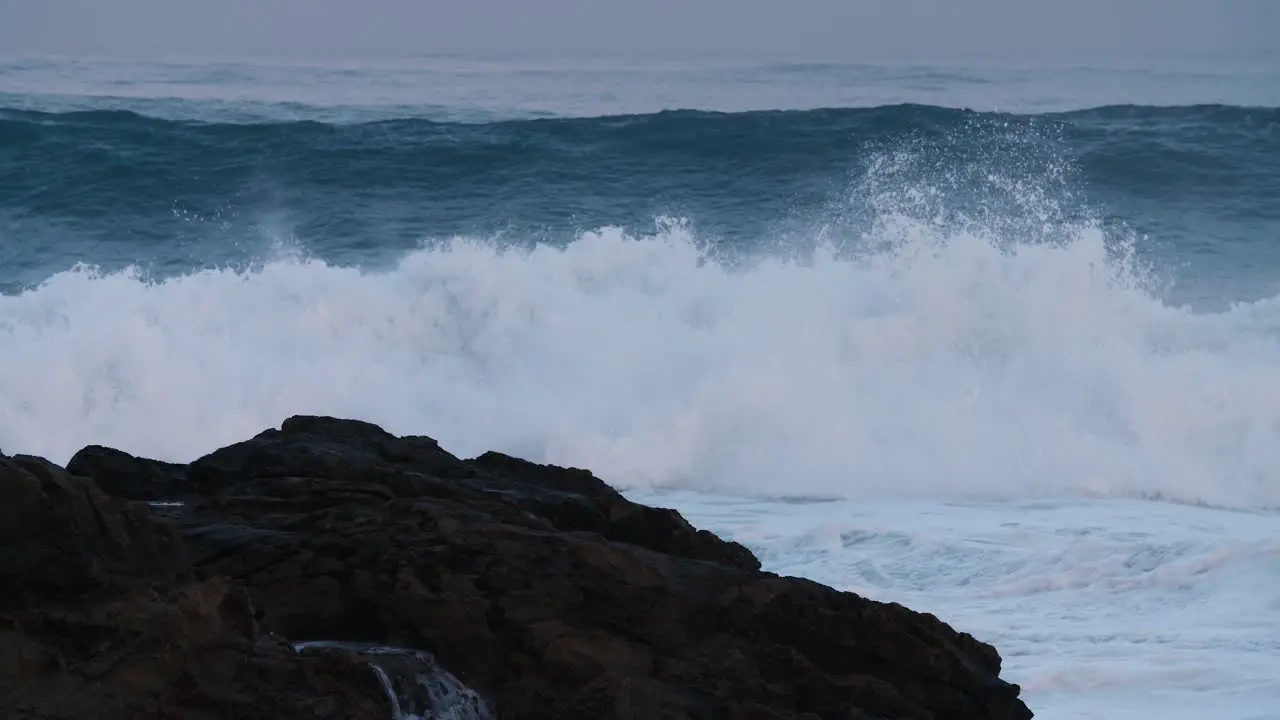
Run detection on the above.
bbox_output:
[3,212,1279,511]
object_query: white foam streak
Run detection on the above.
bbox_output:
[3,220,1280,508]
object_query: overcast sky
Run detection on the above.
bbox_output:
[1,0,1276,64]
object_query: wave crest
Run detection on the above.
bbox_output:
[3,212,1279,510]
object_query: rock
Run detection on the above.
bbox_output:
[294,642,494,719]
[2,416,1035,719]
[0,576,391,720]
[0,454,187,604]
[0,455,395,720]
[469,450,761,571]
[66,445,191,501]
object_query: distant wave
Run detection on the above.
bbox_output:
[4,100,1277,124]
[3,102,1276,263]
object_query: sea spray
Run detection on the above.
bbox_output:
[3,216,1279,509]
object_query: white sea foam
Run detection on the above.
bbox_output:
[634,490,1280,720]
[3,215,1280,510]
[4,212,1279,720]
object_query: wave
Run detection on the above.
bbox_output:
[3,213,1280,510]
[3,101,1279,509]
[5,101,1277,125]
[3,104,1276,206]
[4,101,1277,286]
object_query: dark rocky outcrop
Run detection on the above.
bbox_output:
[66,445,190,502]
[0,453,388,720]
[0,453,186,604]
[1,416,1034,719]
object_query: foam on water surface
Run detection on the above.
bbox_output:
[626,490,1280,719]
[3,216,1280,510]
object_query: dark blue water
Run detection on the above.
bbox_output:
[3,102,1278,303]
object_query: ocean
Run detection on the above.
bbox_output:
[2,55,1279,719]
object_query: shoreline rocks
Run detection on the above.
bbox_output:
[1,416,1034,719]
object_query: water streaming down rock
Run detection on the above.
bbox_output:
[293,642,493,720]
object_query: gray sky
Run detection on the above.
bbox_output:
[1,0,1276,64]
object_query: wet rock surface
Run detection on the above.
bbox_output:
[1,416,1034,719]
[295,642,493,720]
